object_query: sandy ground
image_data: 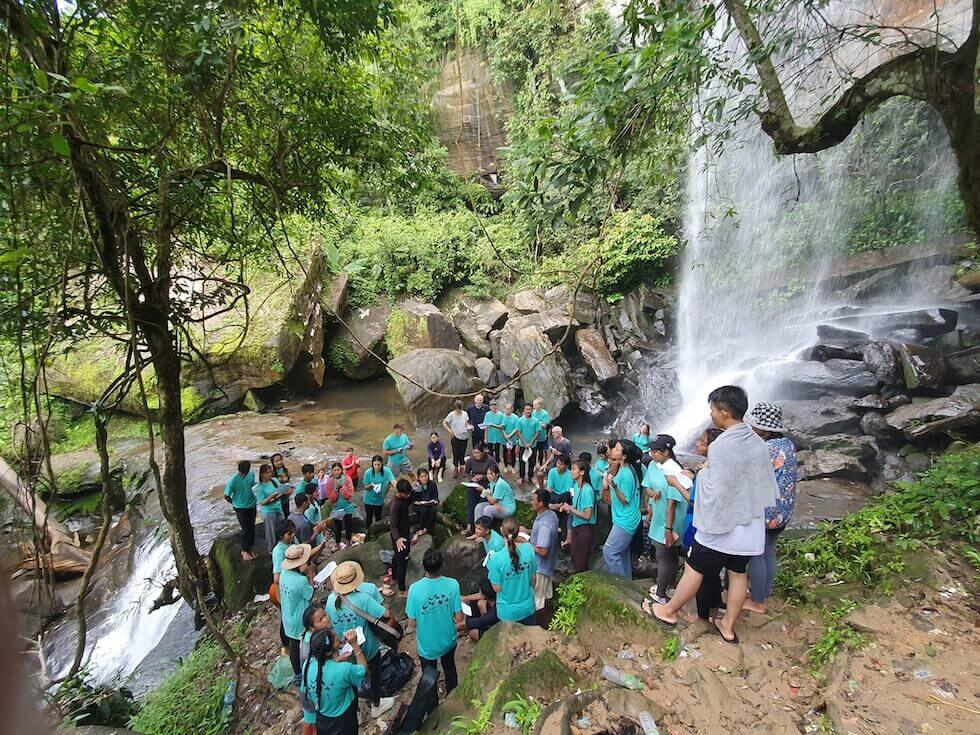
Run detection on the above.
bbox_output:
[223,547,979,735]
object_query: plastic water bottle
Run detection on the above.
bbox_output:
[639,711,661,735]
[221,680,236,718]
[601,665,643,690]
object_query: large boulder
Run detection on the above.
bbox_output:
[330,299,391,380]
[958,270,980,292]
[507,289,548,314]
[883,384,980,439]
[544,284,601,324]
[797,449,867,480]
[209,531,272,613]
[575,328,619,383]
[324,272,349,322]
[790,479,872,530]
[449,295,508,357]
[762,359,879,399]
[387,349,483,425]
[809,433,878,460]
[817,324,870,342]
[512,311,580,344]
[500,323,575,415]
[863,341,902,385]
[807,337,867,362]
[947,345,980,384]
[780,398,862,448]
[826,307,958,339]
[898,343,946,390]
[385,299,459,358]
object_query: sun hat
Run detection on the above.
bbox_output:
[649,434,676,452]
[746,402,787,433]
[331,560,365,594]
[282,543,312,571]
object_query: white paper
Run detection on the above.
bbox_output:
[370,483,382,491]
[314,560,338,585]
[340,643,353,657]
[482,551,492,567]
[461,602,473,617]
[461,481,483,489]
[518,531,530,542]
[478,423,488,429]
[355,626,366,644]
[521,448,532,462]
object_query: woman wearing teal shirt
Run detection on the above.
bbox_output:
[255,463,287,559]
[488,518,537,624]
[632,422,652,455]
[546,460,574,496]
[531,398,550,469]
[474,465,516,520]
[500,403,520,474]
[362,456,395,527]
[515,404,541,484]
[382,423,414,479]
[469,516,505,556]
[280,544,315,680]
[561,460,596,573]
[302,627,368,735]
[601,440,643,580]
[483,400,505,463]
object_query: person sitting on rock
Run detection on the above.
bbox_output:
[427,432,446,483]
[467,515,505,557]
[462,443,498,535]
[302,626,368,735]
[545,426,571,471]
[319,462,355,548]
[458,577,498,642]
[411,468,439,543]
[474,464,516,522]
[545,454,574,543]
[288,493,327,567]
[487,518,538,626]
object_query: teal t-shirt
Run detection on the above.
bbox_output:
[501,413,519,443]
[224,472,256,509]
[515,416,540,446]
[327,587,386,661]
[482,529,505,555]
[546,468,573,496]
[383,433,411,465]
[406,575,462,660]
[487,542,537,622]
[588,467,604,496]
[322,476,355,514]
[484,411,505,444]
[642,462,670,543]
[280,569,313,639]
[572,483,597,527]
[489,478,516,515]
[665,485,689,543]
[272,540,295,574]
[255,480,281,515]
[304,659,365,718]
[632,433,651,452]
[610,465,640,533]
[363,466,395,506]
[531,409,550,442]
[594,458,609,477]
[304,504,324,545]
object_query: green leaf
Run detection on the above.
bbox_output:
[49,133,70,157]
[74,77,99,94]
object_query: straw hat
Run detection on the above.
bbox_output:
[331,560,365,594]
[746,402,787,434]
[282,543,312,571]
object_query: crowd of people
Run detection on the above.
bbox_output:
[223,386,798,734]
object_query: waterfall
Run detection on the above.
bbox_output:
[666,1,969,442]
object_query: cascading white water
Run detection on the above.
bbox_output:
[667,1,970,442]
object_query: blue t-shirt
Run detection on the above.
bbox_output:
[327,587,386,661]
[501,413,519,443]
[530,509,558,578]
[482,529,505,555]
[488,542,537,622]
[611,465,641,533]
[515,416,540,446]
[255,480,282,515]
[484,411,505,445]
[224,472,256,509]
[684,475,699,548]
[572,483,596,527]
[303,659,365,718]
[489,478,516,515]
[383,433,411,465]
[546,468,573,496]
[363,466,395,506]
[280,569,313,639]
[406,576,462,660]
[531,409,550,442]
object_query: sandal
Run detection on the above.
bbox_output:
[713,619,739,644]
[380,585,395,597]
[642,598,676,631]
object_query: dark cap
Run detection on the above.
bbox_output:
[649,434,676,451]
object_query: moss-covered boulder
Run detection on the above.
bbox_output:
[565,571,661,642]
[385,299,459,358]
[443,484,534,529]
[387,350,483,425]
[208,531,272,613]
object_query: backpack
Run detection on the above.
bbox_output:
[386,664,440,735]
[358,650,415,699]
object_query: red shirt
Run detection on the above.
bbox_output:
[341,454,359,481]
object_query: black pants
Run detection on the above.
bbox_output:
[535,440,548,467]
[488,443,500,461]
[365,503,383,527]
[696,570,724,620]
[287,635,301,678]
[280,496,291,517]
[518,447,536,481]
[367,650,382,706]
[316,696,358,735]
[235,507,256,552]
[570,524,594,573]
[332,514,353,543]
[279,621,289,649]
[450,437,468,468]
[392,542,410,591]
[651,540,680,598]
[420,645,458,695]
[417,506,436,535]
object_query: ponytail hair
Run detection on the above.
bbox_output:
[305,628,335,709]
[501,517,521,572]
[615,439,644,486]
[571,459,590,487]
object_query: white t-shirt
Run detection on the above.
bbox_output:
[695,515,765,556]
[657,458,693,490]
[444,411,470,440]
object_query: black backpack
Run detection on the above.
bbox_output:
[386,664,440,735]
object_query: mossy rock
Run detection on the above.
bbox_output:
[443,484,534,528]
[569,571,662,642]
[208,531,272,613]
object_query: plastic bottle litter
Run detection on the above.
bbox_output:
[639,711,660,735]
[577,716,592,728]
[504,712,520,729]
[617,648,638,660]
[601,665,643,690]
[221,680,237,718]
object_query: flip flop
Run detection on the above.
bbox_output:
[642,598,676,631]
[713,620,739,644]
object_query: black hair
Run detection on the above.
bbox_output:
[556,453,570,468]
[276,518,296,540]
[597,443,608,457]
[478,576,497,601]
[237,460,251,475]
[502,517,521,572]
[708,385,748,419]
[704,427,723,445]
[475,515,493,530]
[294,492,308,509]
[578,451,592,463]
[304,628,337,707]
[302,463,315,474]
[302,603,322,631]
[331,461,342,470]
[271,452,284,463]
[395,478,413,496]
[653,434,678,461]
[259,462,272,477]
[417,467,429,478]
[533,488,551,506]
[614,438,644,487]
[571,459,591,486]
[430,431,440,438]
[487,463,499,475]
[371,454,383,464]
[473,442,486,453]
[422,548,444,574]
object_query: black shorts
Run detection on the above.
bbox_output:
[686,538,751,576]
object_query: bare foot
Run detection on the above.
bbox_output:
[742,600,767,614]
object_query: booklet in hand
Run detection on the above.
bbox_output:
[313,560,338,585]
[461,602,473,617]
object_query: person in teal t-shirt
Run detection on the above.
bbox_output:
[483,400,505,463]
[406,548,464,696]
[328,561,395,716]
[382,423,415,481]
[514,404,541,484]
[255,462,287,556]
[302,627,368,732]
[280,544,315,680]
[362,455,396,527]
[601,440,643,581]
[531,398,550,467]
[469,516,505,557]
[632,422,652,455]
[488,518,537,624]
[500,403,520,474]
[546,460,574,497]
[224,460,258,561]
[272,518,297,583]
[474,465,515,520]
